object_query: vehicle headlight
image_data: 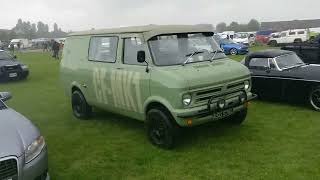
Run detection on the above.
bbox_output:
[25,136,46,164]
[21,64,28,69]
[244,81,250,91]
[182,94,192,106]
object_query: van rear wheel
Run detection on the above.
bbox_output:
[146,108,179,149]
[72,90,92,119]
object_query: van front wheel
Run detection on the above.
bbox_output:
[146,108,179,149]
[72,90,92,119]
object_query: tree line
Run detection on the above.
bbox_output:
[0,19,68,41]
[216,19,261,33]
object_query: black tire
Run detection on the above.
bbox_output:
[227,108,248,124]
[72,90,92,119]
[269,40,277,47]
[229,48,238,56]
[146,108,179,149]
[309,86,320,111]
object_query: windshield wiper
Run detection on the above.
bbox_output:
[210,50,224,61]
[183,51,204,66]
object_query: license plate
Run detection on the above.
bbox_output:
[213,109,233,120]
[9,73,17,78]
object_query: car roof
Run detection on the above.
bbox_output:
[69,24,214,40]
[247,49,293,59]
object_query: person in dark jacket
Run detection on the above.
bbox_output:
[52,40,60,59]
[9,44,14,54]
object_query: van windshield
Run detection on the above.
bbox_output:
[149,33,226,66]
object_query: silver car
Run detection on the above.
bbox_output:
[0,92,49,180]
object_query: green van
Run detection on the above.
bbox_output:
[60,25,255,149]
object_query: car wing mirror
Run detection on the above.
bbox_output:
[137,51,146,63]
[0,92,12,102]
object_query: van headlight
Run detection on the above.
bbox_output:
[182,94,192,106]
[244,81,250,91]
[25,136,46,164]
[21,64,28,69]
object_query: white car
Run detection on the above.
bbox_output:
[233,33,249,45]
[268,29,309,46]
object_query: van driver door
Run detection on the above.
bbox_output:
[110,34,151,120]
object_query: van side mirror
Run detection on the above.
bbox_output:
[0,92,12,102]
[137,51,146,63]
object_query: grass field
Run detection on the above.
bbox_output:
[1,47,320,179]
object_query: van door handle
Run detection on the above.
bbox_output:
[116,67,124,70]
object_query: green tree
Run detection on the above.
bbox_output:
[216,22,227,33]
[247,19,260,31]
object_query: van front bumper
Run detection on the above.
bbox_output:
[174,92,257,127]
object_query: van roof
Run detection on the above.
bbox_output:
[69,24,214,40]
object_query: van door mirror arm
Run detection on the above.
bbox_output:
[137,50,149,73]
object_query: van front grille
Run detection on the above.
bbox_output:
[193,80,246,106]
[0,158,18,180]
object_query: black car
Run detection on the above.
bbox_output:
[282,44,320,64]
[242,49,320,111]
[0,50,29,82]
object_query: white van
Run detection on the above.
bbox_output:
[268,29,309,46]
[8,39,32,49]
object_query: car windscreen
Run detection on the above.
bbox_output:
[148,33,226,66]
[0,51,14,60]
[275,53,305,69]
[221,38,235,44]
[235,33,248,38]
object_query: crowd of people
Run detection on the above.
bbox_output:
[6,39,64,60]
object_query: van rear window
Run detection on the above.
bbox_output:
[89,37,118,63]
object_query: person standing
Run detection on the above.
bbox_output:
[52,41,60,59]
[9,43,15,54]
[17,42,21,53]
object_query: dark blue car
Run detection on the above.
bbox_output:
[214,35,249,55]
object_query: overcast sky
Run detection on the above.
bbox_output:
[1,0,319,31]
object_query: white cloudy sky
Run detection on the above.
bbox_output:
[1,0,319,31]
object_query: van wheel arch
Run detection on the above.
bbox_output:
[72,86,81,94]
[146,102,171,117]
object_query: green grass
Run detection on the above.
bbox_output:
[1,49,320,179]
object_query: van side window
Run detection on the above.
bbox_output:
[89,37,118,63]
[123,38,147,65]
[298,31,305,35]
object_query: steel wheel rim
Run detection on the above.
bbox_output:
[150,116,166,145]
[310,89,320,110]
[73,94,83,116]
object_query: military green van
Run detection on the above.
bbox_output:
[60,25,255,149]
